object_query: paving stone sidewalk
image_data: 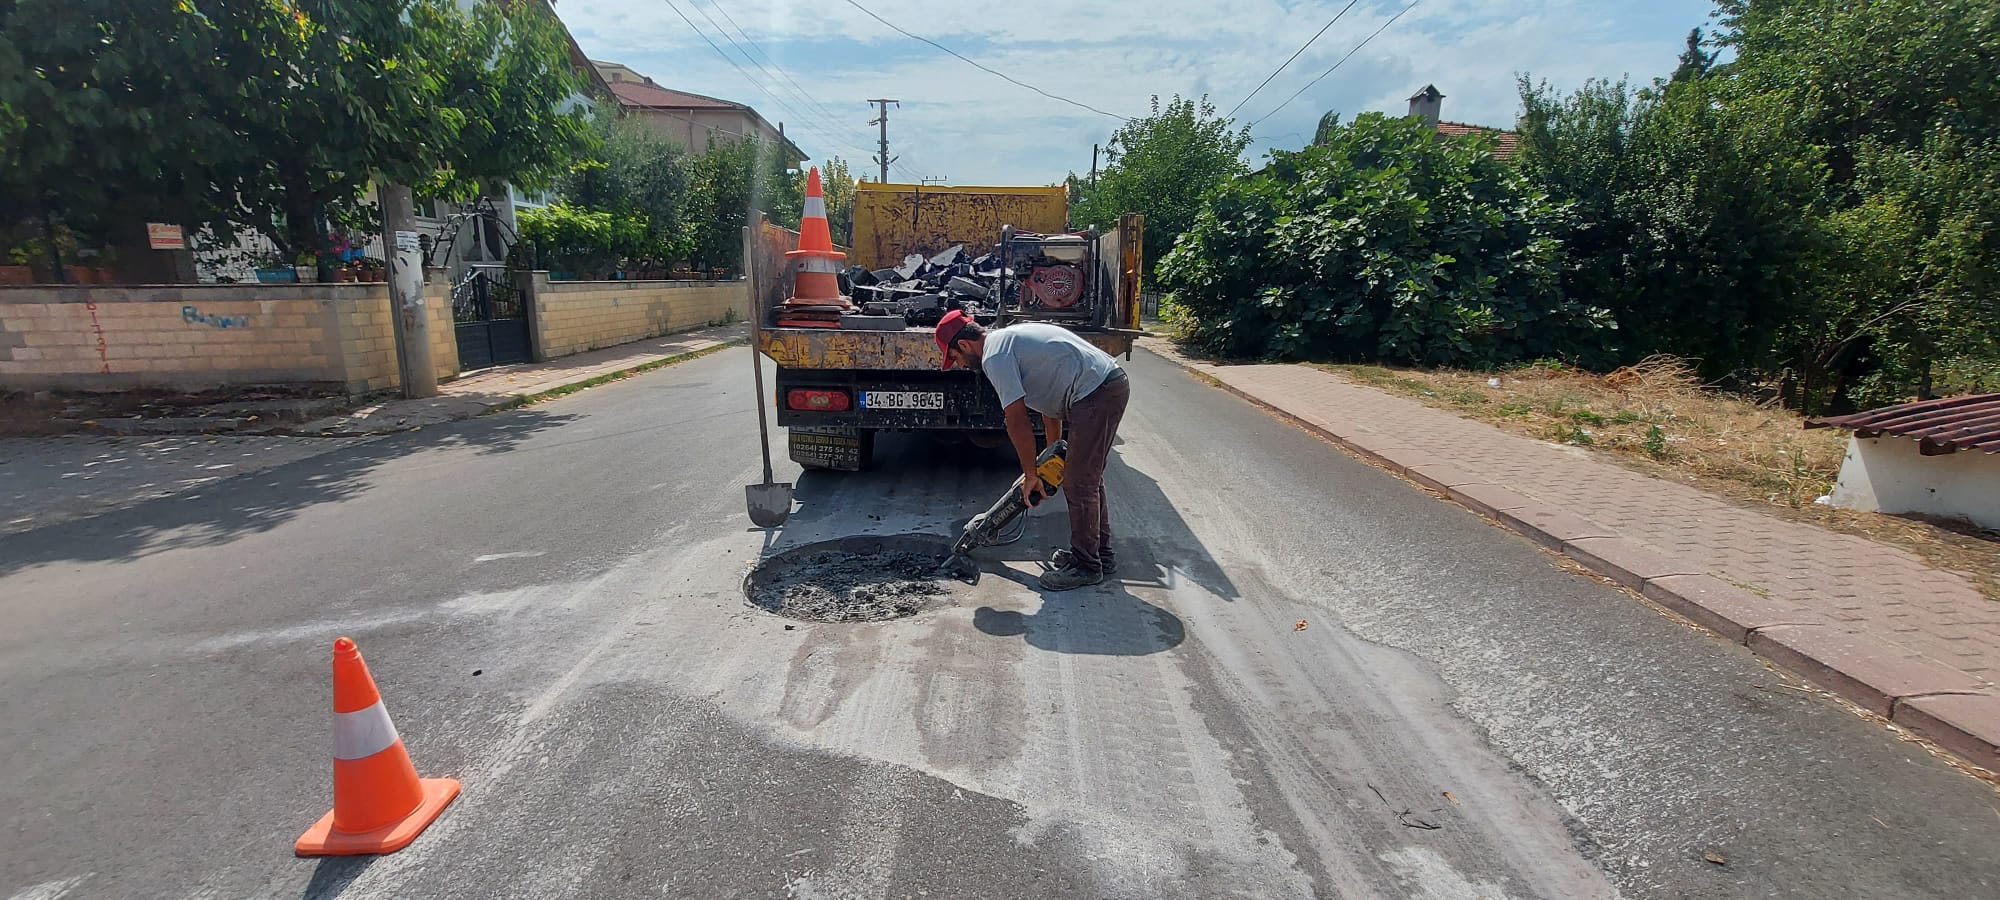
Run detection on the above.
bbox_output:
[293,323,746,435]
[1144,339,2000,772]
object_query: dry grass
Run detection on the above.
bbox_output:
[1322,356,2000,602]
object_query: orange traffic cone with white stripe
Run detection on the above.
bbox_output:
[778,166,852,327]
[295,637,460,856]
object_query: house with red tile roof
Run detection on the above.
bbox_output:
[1408,85,1520,159]
[593,61,808,165]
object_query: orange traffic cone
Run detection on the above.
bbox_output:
[295,637,460,856]
[781,166,852,320]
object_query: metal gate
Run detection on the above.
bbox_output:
[452,267,531,370]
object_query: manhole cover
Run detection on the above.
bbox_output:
[745,534,958,623]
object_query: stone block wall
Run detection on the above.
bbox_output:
[0,282,457,394]
[327,282,458,393]
[533,278,745,359]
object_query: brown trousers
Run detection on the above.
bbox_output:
[1063,369,1130,572]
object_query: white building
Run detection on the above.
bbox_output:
[1809,394,2000,530]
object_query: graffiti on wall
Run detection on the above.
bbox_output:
[182,306,252,329]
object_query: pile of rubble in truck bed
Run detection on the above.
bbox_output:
[816,244,1001,331]
[779,232,1097,331]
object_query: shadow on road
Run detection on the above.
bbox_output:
[756,428,1222,658]
[0,408,577,577]
[301,855,375,900]
[769,433,1235,597]
[971,575,1186,656]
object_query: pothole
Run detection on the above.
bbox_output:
[745,534,959,623]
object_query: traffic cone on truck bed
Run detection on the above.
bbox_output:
[778,166,852,328]
[295,637,460,856]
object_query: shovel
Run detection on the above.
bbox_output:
[742,225,793,527]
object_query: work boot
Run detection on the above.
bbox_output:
[1049,547,1117,575]
[1039,562,1103,592]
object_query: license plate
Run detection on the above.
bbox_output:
[861,391,944,410]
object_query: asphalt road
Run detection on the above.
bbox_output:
[3,347,1998,899]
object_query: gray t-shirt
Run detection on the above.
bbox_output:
[980,323,1120,419]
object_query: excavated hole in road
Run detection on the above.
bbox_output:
[746,534,959,623]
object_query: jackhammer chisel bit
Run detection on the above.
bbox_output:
[937,440,1068,585]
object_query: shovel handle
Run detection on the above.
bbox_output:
[744,225,776,486]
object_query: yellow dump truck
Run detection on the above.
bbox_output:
[751,182,1143,471]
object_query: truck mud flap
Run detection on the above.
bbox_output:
[789,425,873,472]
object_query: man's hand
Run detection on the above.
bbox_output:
[1021,472,1047,507]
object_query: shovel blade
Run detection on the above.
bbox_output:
[745,482,794,528]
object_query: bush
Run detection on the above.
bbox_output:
[1158,113,1610,367]
[517,203,647,276]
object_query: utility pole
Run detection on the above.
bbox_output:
[379,183,437,399]
[921,176,948,186]
[868,99,899,182]
[1091,144,1099,188]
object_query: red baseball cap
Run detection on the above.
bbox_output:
[934,309,972,370]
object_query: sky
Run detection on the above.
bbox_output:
[556,0,1721,185]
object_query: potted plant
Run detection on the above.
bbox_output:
[335,263,358,283]
[254,252,296,283]
[0,244,31,284]
[357,257,388,282]
[294,252,320,283]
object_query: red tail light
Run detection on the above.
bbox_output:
[786,389,851,412]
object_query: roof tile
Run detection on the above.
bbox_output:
[608,81,742,111]
[1807,393,2000,454]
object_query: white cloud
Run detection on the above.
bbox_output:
[557,0,1715,183]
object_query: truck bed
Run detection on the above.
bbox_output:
[758,324,1133,372]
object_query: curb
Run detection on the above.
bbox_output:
[284,339,741,437]
[1143,342,2000,775]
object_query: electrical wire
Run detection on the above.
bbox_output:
[837,0,1130,122]
[686,0,880,156]
[1225,0,1361,119]
[655,0,884,167]
[1249,1,1420,128]
[700,0,847,125]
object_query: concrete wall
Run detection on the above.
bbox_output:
[533,277,745,359]
[1829,435,2000,529]
[0,283,456,395]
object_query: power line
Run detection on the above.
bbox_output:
[654,0,893,167]
[1225,0,1361,119]
[688,0,877,153]
[656,0,939,177]
[699,0,846,125]
[1250,1,1420,128]
[837,0,1130,122]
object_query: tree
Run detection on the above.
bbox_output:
[0,0,259,249]
[686,138,801,271]
[1312,110,1341,146]
[222,0,596,261]
[1671,28,1713,83]
[1713,0,2000,406]
[1515,75,1825,381]
[562,105,696,265]
[1072,95,1250,276]
[1159,113,1607,366]
[820,157,858,245]
[1515,0,2000,410]
[0,0,597,264]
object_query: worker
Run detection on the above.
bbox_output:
[935,309,1130,590]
